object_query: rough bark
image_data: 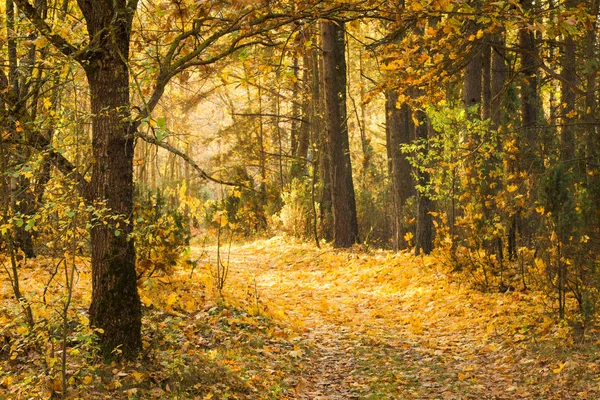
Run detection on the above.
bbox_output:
[313,39,332,241]
[385,91,414,250]
[321,19,358,248]
[77,1,141,359]
[482,42,492,121]
[520,0,541,170]
[560,0,578,163]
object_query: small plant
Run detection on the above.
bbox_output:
[211,211,232,298]
[133,189,191,279]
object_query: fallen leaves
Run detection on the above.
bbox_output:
[2,236,600,399]
[211,237,600,399]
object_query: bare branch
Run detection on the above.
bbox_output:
[132,131,253,190]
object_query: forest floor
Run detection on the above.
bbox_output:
[1,236,600,399]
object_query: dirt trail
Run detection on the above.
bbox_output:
[198,238,598,399]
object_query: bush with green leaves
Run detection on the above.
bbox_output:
[133,189,191,279]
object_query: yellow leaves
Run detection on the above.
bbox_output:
[213,212,228,228]
[165,292,178,308]
[288,344,303,358]
[46,355,57,368]
[140,294,153,307]
[2,376,13,387]
[534,258,546,275]
[536,205,545,215]
[486,322,495,335]
[404,314,424,335]
[418,53,430,64]
[507,184,518,193]
[404,231,414,244]
[183,299,196,313]
[553,361,566,374]
[16,325,29,336]
[565,109,578,119]
[381,59,404,71]
[131,371,145,382]
[82,375,94,385]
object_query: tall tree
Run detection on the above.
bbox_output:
[21,0,143,358]
[560,0,578,163]
[14,0,350,357]
[385,91,414,250]
[321,19,359,248]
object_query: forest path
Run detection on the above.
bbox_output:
[198,237,597,399]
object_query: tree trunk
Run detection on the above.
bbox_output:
[462,43,483,112]
[560,0,578,163]
[321,19,359,248]
[85,56,141,359]
[385,91,414,250]
[312,39,332,241]
[291,44,311,180]
[77,1,142,359]
[490,32,507,265]
[490,33,506,129]
[585,0,600,229]
[414,110,433,255]
[520,0,541,170]
[482,42,492,121]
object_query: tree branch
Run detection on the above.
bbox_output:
[13,0,82,61]
[132,131,252,190]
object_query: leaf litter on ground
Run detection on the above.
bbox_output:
[1,236,600,399]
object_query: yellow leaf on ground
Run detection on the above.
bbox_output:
[553,362,566,374]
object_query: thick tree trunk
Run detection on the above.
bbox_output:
[76,1,142,359]
[385,91,414,250]
[86,57,141,360]
[321,20,359,248]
